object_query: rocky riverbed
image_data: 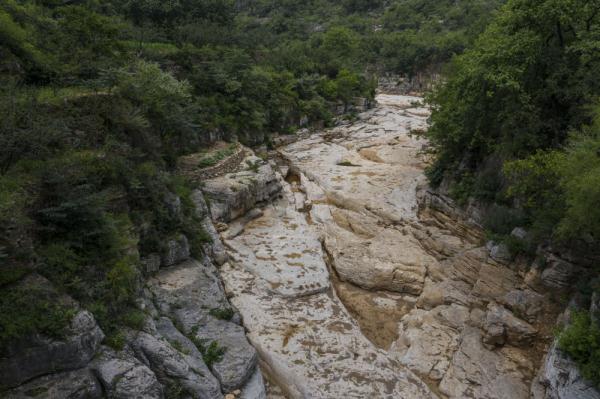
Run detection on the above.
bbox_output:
[204,94,600,398]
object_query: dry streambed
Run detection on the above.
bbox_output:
[205,95,559,398]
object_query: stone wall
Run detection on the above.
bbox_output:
[181,146,249,183]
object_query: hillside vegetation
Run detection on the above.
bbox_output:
[426,0,600,384]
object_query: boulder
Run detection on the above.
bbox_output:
[148,258,258,392]
[161,234,190,267]
[5,368,102,399]
[129,330,222,399]
[203,156,281,223]
[503,289,545,322]
[490,243,512,263]
[0,309,104,388]
[511,227,528,240]
[482,303,537,347]
[541,256,579,289]
[91,348,163,399]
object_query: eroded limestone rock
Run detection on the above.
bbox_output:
[148,258,258,392]
[203,156,281,223]
[91,347,163,399]
[5,368,102,399]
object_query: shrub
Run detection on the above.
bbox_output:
[209,307,234,321]
[188,331,227,368]
[0,282,77,352]
[558,311,600,386]
[104,330,126,351]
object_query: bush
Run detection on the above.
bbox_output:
[0,282,77,352]
[209,307,234,321]
[559,311,600,386]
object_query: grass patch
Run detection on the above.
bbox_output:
[197,143,238,168]
[188,325,227,367]
[209,307,234,321]
[337,161,360,167]
[169,339,191,355]
[245,160,261,173]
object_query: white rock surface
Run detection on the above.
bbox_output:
[226,202,330,298]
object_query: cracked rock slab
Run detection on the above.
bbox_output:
[226,203,330,298]
[220,261,437,399]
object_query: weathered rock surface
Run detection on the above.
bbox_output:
[91,347,163,399]
[392,305,468,381]
[439,327,533,399]
[502,289,546,322]
[161,234,191,267]
[226,202,330,298]
[220,260,436,399]
[5,368,102,399]
[148,258,258,392]
[203,155,281,223]
[324,221,434,294]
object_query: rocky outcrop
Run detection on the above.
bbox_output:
[203,155,281,223]
[161,234,191,267]
[541,255,580,289]
[502,289,546,323]
[129,329,222,399]
[91,347,163,399]
[191,189,229,265]
[211,93,560,398]
[205,107,438,396]
[147,258,260,393]
[482,303,537,347]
